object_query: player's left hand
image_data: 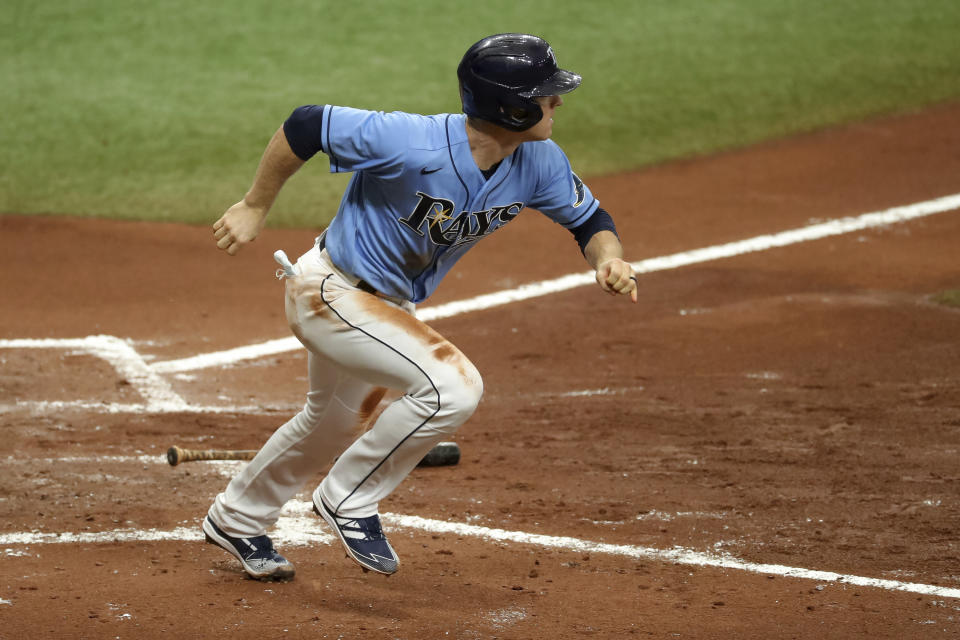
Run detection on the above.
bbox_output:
[595,258,638,303]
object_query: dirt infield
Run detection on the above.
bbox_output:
[2,102,960,639]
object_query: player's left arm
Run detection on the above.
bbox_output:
[528,142,636,303]
[572,209,637,303]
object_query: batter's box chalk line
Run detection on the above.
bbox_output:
[0,336,187,411]
[0,499,958,600]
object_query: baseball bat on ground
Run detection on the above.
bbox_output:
[167,442,461,467]
[167,446,255,465]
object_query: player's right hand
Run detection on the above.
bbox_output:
[213,200,268,255]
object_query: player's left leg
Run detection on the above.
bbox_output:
[207,350,381,537]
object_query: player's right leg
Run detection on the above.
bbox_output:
[203,350,379,580]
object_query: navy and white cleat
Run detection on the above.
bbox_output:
[313,495,399,575]
[202,515,296,581]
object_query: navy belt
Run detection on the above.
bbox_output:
[318,234,378,295]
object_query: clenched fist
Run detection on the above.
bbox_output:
[595,257,638,303]
[213,200,269,255]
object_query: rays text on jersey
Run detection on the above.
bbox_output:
[398,191,523,246]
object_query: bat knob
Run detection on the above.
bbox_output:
[167,446,181,466]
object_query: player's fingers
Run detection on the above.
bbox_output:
[216,234,234,250]
[603,260,633,287]
[226,242,240,256]
[610,270,633,293]
[604,266,622,287]
[629,276,638,303]
[213,217,225,231]
[596,270,615,293]
[213,226,229,240]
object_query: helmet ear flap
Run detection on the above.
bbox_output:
[459,74,543,131]
[498,96,543,131]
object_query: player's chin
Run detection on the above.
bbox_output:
[527,128,552,142]
[524,118,553,141]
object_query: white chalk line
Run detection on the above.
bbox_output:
[387,514,960,600]
[2,454,165,465]
[3,455,249,467]
[5,452,949,599]
[0,336,187,411]
[0,400,296,415]
[151,337,298,374]
[1,498,958,600]
[148,191,960,373]
[0,516,332,548]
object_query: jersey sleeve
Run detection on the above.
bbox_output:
[526,140,599,229]
[321,105,413,178]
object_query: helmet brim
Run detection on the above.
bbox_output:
[520,68,582,97]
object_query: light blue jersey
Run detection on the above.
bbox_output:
[316,106,599,303]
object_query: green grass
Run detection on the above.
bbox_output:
[3,0,960,227]
[931,290,960,308]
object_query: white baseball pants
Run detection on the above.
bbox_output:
[208,244,483,536]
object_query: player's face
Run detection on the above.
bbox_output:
[524,95,563,141]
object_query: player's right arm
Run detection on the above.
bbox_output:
[214,104,409,255]
[213,126,305,256]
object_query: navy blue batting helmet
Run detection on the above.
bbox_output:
[457,33,582,132]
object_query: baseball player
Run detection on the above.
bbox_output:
[203,33,637,581]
